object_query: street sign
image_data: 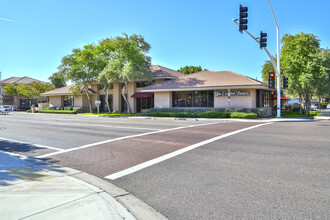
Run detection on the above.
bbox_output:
[95,100,101,114]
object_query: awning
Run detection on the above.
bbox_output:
[273,96,289,100]
[131,92,154,98]
[267,97,289,100]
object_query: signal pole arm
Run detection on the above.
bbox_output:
[232,19,277,72]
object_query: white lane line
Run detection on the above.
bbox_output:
[37,121,224,159]
[105,122,273,180]
[0,137,63,151]
[0,118,161,131]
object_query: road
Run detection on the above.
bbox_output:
[0,112,329,219]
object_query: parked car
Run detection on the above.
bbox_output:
[0,105,16,112]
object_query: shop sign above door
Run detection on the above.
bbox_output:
[215,91,250,96]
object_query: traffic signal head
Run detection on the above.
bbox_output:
[260,31,267,48]
[271,90,276,95]
[269,72,275,89]
[283,76,288,89]
[239,4,248,33]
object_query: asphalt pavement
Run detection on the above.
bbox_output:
[112,119,330,219]
[0,112,329,219]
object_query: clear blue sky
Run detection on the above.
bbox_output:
[1,0,329,82]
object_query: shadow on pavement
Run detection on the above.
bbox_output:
[0,140,55,157]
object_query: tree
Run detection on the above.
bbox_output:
[3,82,53,106]
[27,81,54,98]
[58,44,107,113]
[96,38,116,113]
[3,84,20,106]
[261,60,276,83]
[49,72,66,88]
[261,32,329,114]
[281,32,324,114]
[178,65,202,74]
[101,33,152,114]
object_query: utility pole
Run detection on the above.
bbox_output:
[267,0,281,118]
[233,0,281,117]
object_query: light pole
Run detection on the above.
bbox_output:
[233,1,281,117]
[267,0,281,118]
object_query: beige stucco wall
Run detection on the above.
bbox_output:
[154,91,172,108]
[113,83,121,112]
[74,95,83,107]
[49,96,63,107]
[214,89,256,108]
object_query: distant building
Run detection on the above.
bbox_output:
[0,76,46,107]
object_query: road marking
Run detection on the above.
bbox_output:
[0,118,161,131]
[0,137,63,151]
[105,122,273,180]
[37,121,225,158]
[1,116,196,126]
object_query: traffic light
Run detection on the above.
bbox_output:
[283,76,288,89]
[271,90,276,95]
[260,31,267,48]
[239,4,248,32]
[269,72,275,89]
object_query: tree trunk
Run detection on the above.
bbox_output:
[299,94,302,115]
[85,86,93,113]
[122,82,133,114]
[103,86,111,113]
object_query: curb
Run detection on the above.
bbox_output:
[18,154,168,220]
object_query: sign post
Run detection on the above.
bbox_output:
[95,100,101,114]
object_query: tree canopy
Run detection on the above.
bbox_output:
[178,66,202,74]
[100,34,152,114]
[57,33,152,113]
[261,32,330,114]
[49,72,67,88]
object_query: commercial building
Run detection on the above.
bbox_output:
[0,76,47,107]
[41,65,273,114]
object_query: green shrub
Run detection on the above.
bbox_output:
[72,107,83,113]
[112,110,119,114]
[230,112,257,119]
[64,106,73,111]
[321,101,328,109]
[38,110,77,114]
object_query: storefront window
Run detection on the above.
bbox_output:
[178,92,185,107]
[186,92,193,107]
[64,96,74,106]
[172,91,214,108]
[136,97,154,112]
[193,91,201,107]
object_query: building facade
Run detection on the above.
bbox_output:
[41,65,274,114]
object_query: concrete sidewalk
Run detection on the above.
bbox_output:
[315,104,330,120]
[0,151,137,220]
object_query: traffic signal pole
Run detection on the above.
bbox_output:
[233,0,281,117]
[232,19,277,75]
[267,0,281,118]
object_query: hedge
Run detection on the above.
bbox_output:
[147,107,266,118]
[146,111,257,119]
[37,110,77,114]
